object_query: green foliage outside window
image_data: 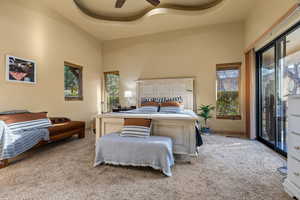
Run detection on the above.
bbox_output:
[64,65,82,99]
[105,73,120,111]
[216,91,240,116]
[216,66,241,117]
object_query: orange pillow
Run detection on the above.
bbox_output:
[141,101,160,107]
[160,101,182,107]
[124,118,152,128]
[0,112,48,124]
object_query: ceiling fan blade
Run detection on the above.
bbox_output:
[115,0,126,8]
[146,0,160,6]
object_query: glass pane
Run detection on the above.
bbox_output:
[64,65,82,98]
[283,27,300,95]
[277,27,300,152]
[216,68,240,116]
[260,46,276,145]
[105,73,120,112]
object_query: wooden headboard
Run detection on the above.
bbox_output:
[136,77,195,111]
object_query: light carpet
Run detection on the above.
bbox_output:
[0,131,291,200]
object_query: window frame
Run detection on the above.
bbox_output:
[64,61,83,101]
[103,71,120,112]
[216,62,242,120]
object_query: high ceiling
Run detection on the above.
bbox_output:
[39,0,255,41]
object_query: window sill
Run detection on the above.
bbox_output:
[216,115,242,120]
[65,97,83,101]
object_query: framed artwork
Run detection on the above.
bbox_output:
[6,55,37,84]
[64,61,83,101]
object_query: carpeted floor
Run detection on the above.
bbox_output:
[0,131,291,200]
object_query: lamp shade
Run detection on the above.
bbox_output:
[124,91,133,98]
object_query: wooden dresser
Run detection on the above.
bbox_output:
[284,95,300,199]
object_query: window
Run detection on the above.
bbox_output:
[216,63,241,120]
[64,62,83,101]
[104,71,120,112]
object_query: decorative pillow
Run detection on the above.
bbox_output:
[163,96,183,103]
[121,118,152,138]
[141,102,159,107]
[139,101,159,112]
[161,102,182,107]
[142,96,183,103]
[160,101,184,113]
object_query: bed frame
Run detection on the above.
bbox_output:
[96,77,198,156]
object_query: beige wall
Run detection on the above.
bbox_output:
[245,0,296,48]
[103,23,246,134]
[0,1,103,126]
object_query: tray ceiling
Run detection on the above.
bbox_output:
[74,0,222,21]
[36,0,255,41]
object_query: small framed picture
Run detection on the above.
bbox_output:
[6,55,37,84]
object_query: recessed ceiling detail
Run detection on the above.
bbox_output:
[73,0,223,22]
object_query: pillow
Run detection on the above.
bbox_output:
[160,101,184,113]
[121,118,152,138]
[139,101,159,112]
[141,102,159,107]
[0,112,48,124]
[163,96,183,103]
[161,102,182,107]
[141,96,183,103]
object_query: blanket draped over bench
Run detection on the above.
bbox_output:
[95,133,175,176]
[0,120,51,160]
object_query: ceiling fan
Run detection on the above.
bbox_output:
[115,0,160,8]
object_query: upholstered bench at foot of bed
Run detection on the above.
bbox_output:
[94,133,175,177]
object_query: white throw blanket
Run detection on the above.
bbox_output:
[94,133,175,176]
[0,120,50,160]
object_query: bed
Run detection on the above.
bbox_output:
[96,77,200,156]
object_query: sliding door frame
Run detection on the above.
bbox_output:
[256,20,300,156]
[256,43,284,155]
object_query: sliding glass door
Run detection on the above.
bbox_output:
[258,45,276,146]
[257,22,300,155]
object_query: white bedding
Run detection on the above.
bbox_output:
[101,110,199,121]
[94,133,174,176]
[97,109,200,156]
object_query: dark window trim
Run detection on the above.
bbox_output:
[216,115,242,120]
[64,61,83,101]
[104,71,119,75]
[216,62,242,120]
[255,20,300,157]
[216,62,242,70]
